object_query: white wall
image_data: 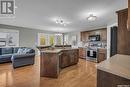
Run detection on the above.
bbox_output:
[107,23,117,59]
[65,32,80,47]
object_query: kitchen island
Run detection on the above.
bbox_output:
[97,54,130,87]
[40,48,79,78]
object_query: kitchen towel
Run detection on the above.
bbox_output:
[90,50,93,56]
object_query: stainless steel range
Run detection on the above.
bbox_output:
[86,47,98,62]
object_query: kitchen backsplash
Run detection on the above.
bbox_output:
[79,41,107,48]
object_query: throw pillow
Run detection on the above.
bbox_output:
[22,48,32,54]
[25,49,31,53]
[17,48,25,54]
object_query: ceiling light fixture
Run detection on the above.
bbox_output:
[87,14,97,21]
[55,17,70,26]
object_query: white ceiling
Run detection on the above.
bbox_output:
[0,0,128,32]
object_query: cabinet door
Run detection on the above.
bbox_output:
[81,32,89,41]
[117,9,130,55]
[97,49,106,63]
[79,48,83,58]
[70,54,75,65]
[79,48,86,58]
[60,50,79,68]
[101,30,107,41]
[59,52,63,71]
[128,0,130,31]
[83,49,86,58]
[97,53,106,63]
[81,32,86,41]
[70,50,79,65]
[74,50,79,63]
[61,51,70,68]
[85,32,89,41]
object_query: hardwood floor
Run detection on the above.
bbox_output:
[0,56,97,87]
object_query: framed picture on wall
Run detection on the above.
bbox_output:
[0,41,6,47]
[7,34,16,46]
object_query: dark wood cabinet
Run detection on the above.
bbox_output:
[80,28,107,42]
[116,9,130,55]
[79,47,86,59]
[40,49,79,78]
[40,52,60,78]
[80,32,85,41]
[60,51,70,68]
[100,30,107,41]
[97,69,130,87]
[70,50,79,65]
[128,0,130,31]
[80,32,87,42]
[97,48,106,63]
[60,49,79,68]
[81,32,89,42]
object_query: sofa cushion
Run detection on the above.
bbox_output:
[1,48,13,55]
[13,47,26,53]
[0,54,12,59]
[11,53,35,60]
[0,54,12,63]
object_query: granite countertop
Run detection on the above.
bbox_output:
[62,48,79,51]
[41,49,62,53]
[97,54,130,80]
[41,48,79,53]
[78,46,106,49]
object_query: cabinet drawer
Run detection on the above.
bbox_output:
[98,49,106,53]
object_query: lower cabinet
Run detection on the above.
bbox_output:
[97,48,107,63]
[60,49,79,68]
[60,51,70,68]
[79,47,86,59]
[40,52,61,78]
[97,69,130,87]
[70,50,79,65]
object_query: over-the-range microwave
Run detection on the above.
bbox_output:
[89,35,100,41]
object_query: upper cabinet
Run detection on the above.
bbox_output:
[117,9,130,55]
[80,28,107,42]
[128,0,130,31]
[80,32,89,42]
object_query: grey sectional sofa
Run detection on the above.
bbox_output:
[0,47,35,68]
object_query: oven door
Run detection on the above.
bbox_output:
[87,50,97,58]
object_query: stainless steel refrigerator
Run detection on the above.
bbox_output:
[110,26,117,57]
